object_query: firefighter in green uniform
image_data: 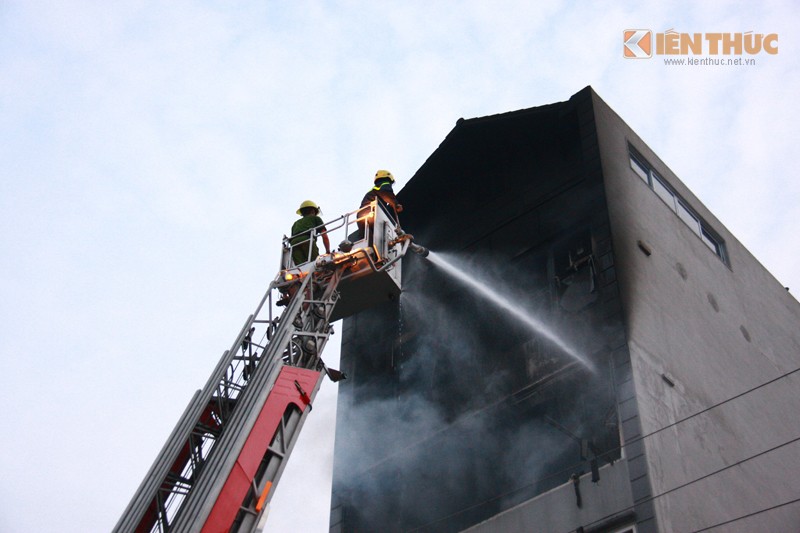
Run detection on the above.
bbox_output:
[290,200,331,265]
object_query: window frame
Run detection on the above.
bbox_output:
[628,146,729,266]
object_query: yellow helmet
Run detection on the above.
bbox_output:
[374,170,394,183]
[296,200,321,215]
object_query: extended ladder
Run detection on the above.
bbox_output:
[115,201,427,532]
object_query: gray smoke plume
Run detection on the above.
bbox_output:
[332,249,620,532]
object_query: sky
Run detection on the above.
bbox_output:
[1,1,798,531]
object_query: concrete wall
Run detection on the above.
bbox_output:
[593,90,800,532]
[464,462,634,533]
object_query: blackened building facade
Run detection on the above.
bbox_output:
[329,87,800,532]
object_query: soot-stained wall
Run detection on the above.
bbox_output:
[331,88,636,532]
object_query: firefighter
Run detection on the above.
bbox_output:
[290,200,331,265]
[356,170,403,241]
[361,169,403,222]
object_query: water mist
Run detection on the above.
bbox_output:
[424,251,596,373]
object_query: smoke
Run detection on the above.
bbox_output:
[332,293,529,530]
[332,249,621,531]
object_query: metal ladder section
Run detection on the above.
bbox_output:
[114,266,344,533]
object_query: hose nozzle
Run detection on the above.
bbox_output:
[409,242,429,257]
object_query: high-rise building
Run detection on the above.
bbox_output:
[329,87,800,532]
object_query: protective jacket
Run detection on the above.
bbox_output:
[361,178,401,221]
[290,214,325,265]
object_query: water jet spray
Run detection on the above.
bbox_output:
[421,251,596,373]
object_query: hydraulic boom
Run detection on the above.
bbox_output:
[115,201,427,532]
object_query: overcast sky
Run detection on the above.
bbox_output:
[1,1,798,532]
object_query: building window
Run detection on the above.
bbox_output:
[629,147,728,264]
[652,174,675,207]
[677,201,700,235]
[630,156,649,183]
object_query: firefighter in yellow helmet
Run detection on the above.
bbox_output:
[290,200,331,265]
[360,170,403,222]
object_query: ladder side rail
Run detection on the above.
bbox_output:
[173,323,299,532]
[237,267,345,530]
[113,388,202,532]
[116,276,281,532]
[317,267,345,324]
[251,276,281,324]
[114,322,248,533]
[159,276,286,523]
[173,273,316,531]
[161,275,309,530]
[288,267,342,370]
[216,267,345,531]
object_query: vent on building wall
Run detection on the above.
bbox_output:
[740,325,752,342]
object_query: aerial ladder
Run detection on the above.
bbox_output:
[115,201,427,533]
